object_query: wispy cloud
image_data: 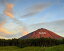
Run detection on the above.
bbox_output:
[0,0,15,18]
[0,27,13,34]
[21,3,51,18]
[4,3,14,18]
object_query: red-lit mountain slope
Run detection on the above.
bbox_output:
[20,28,63,39]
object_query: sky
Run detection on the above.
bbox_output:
[0,0,64,39]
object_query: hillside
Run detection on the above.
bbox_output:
[0,44,64,51]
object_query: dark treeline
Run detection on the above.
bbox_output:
[0,38,64,48]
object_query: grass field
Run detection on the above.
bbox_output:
[0,44,64,51]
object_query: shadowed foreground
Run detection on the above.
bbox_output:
[0,44,64,51]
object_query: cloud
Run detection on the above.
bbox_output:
[0,32,23,39]
[0,14,7,27]
[21,3,51,18]
[0,36,8,39]
[0,0,6,5]
[0,0,14,20]
[0,0,15,18]
[0,27,13,34]
[0,0,17,4]
[0,26,28,39]
[0,20,28,38]
[4,3,14,18]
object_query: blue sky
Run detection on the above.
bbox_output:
[0,0,64,39]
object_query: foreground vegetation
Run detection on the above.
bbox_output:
[0,44,64,51]
[0,38,64,48]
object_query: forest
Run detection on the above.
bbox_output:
[0,38,64,48]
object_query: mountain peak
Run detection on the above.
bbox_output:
[20,28,63,39]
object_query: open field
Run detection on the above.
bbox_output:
[0,44,64,51]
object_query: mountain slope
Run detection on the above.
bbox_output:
[28,20,64,37]
[21,28,63,39]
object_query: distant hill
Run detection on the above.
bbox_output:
[20,28,63,39]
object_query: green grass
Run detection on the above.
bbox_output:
[0,44,64,51]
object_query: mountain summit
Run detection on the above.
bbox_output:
[20,28,63,39]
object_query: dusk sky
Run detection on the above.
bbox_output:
[0,0,64,39]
